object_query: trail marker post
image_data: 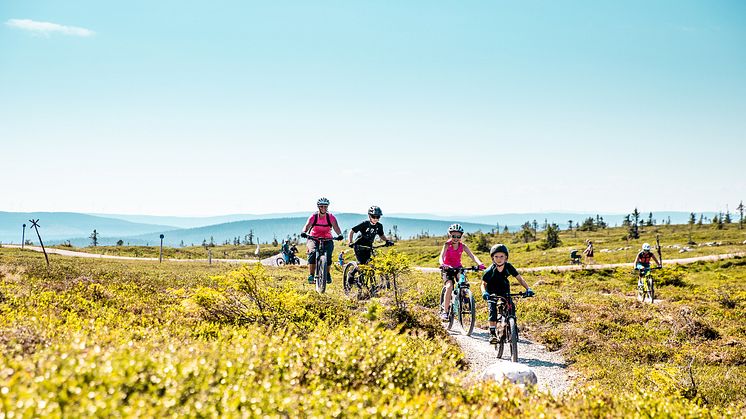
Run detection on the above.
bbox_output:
[208,249,212,265]
[21,224,26,249]
[159,234,164,263]
[29,219,49,267]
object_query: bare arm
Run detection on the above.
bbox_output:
[463,244,483,266]
[514,274,531,292]
[302,220,312,234]
[347,229,355,245]
[332,218,342,236]
[438,244,447,266]
[652,254,661,266]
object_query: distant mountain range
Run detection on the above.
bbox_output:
[0,210,718,247]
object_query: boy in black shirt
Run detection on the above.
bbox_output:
[480,244,534,344]
[347,206,394,264]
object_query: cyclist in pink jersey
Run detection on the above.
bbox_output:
[301,197,343,284]
[438,223,485,321]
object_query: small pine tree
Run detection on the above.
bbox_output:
[629,208,640,239]
[646,212,654,227]
[567,220,573,230]
[724,211,732,224]
[116,239,124,246]
[89,229,99,247]
[688,213,696,225]
[520,222,535,243]
[540,223,562,249]
[698,214,703,226]
[502,226,509,234]
[737,201,745,229]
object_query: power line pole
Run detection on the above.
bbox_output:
[21,224,26,249]
[159,234,165,263]
[29,219,49,267]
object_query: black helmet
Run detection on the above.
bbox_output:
[368,206,382,217]
[490,243,509,258]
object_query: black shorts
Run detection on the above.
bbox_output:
[307,239,333,264]
[354,247,372,265]
[488,295,514,322]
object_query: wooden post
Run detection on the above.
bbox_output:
[21,224,26,249]
[159,234,164,263]
[656,234,663,265]
[208,249,212,265]
[29,219,49,267]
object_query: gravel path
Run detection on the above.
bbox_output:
[446,323,571,396]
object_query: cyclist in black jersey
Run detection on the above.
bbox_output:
[347,206,394,264]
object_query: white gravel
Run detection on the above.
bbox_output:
[446,323,571,396]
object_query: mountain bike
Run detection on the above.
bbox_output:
[276,247,300,266]
[343,241,394,299]
[635,265,661,303]
[439,266,479,336]
[302,234,341,294]
[488,292,529,362]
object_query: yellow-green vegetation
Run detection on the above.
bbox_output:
[510,259,746,412]
[395,223,746,268]
[0,247,742,416]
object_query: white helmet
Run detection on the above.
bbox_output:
[448,223,464,233]
[642,243,651,251]
[317,197,330,206]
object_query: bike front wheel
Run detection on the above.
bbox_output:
[447,293,456,331]
[459,289,476,336]
[342,262,357,296]
[316,254,328,294]
[508,317,519,362]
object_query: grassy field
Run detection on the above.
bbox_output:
[46,223,746,270]
[1,246,744,416]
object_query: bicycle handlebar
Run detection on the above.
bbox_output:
[351,242,394,250]
[441,266,481,273]
[487,292,530,301]
[301,233,343,242]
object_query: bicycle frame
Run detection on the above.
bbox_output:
[306,235,338,294]
[441,266,479,335]
[343,241,393,298]
[488,292,526,361]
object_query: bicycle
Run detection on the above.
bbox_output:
[635,265,661,303]
[276,248,300,266]
[488,292,529,362]
[439,266,479,336]
[301,233,342,294]
[343,241,394,299]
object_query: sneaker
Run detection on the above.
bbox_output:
[489,333,499,345]
[440,313,449,321]
[326,276,332,284]
[307,275,315,284]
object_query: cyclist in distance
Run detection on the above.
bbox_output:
[301,197,343,284]
[347,206,394,264]
[280,239,292,264]
[439,223,485,321]
[480,244,534,344]
[634,242,661,278]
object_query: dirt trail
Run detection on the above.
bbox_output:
[447,323,570,396]
[416,251,745,274]
[5,245,742,271]
[0,245,306,266]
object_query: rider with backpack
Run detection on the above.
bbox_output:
[347,206,394,264]
[301,197,343,284]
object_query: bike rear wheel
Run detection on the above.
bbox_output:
[508,317,519,362]
[315,254,327,294]
[439,286,447,317]
[496,322,506,358]
[458,289,476,336]
[447,294,456,330]
[276,257,285,266]
[647,277,655,303]
[636,278,645,302]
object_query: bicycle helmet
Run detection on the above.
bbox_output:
[448,223,464,233]
[368,206,383,217]
[642,243,651,251]
[317,197,330,206]
[490,243,509,258]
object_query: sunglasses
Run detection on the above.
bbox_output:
[450,234,462,239]
[370,215,380,219]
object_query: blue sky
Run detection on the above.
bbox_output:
[2,1,745,216]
